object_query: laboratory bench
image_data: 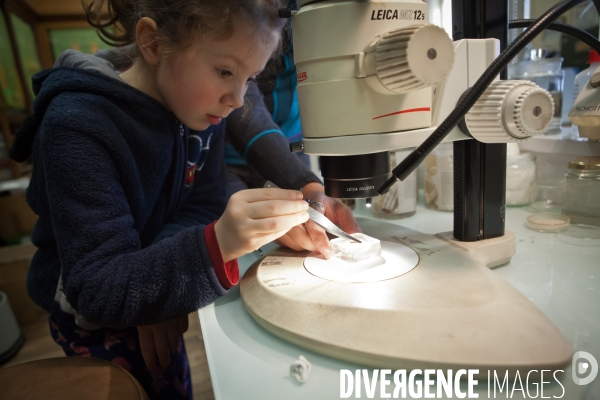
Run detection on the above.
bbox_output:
[198,199,600,399]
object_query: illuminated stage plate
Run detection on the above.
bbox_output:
[304,241,419,283]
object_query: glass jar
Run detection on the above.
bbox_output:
[506,151,536,206]
[562,157,600,226]
[508,50,564,134]
[529,178,563,213]
[424,142,453,211]
[371,149,417,219]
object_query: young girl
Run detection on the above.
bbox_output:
[9,0,310,398]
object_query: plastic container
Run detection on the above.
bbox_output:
[424,142,453,211]
[371,149,417,219]
[571,51,600,139]
[508,49,564,134]
[573,50,600,103]
[562,156,600,226]
[506,143,536,206]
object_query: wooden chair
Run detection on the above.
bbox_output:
[0,356,149,399]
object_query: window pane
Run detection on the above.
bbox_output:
[0,9,26,109]
[10,13,43,99]
[49,28,112,61]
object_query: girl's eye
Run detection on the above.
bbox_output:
[217,69,233,78]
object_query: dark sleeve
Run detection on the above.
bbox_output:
[41,126,228,328]
[226,80,321,190]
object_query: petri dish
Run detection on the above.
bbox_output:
[556,224,600,247]
[526,213,570,232]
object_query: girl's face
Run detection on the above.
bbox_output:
[156,20,279,131]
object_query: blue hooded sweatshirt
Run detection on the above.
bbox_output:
[10,65,230,329]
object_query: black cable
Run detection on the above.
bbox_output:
[510,19,600,55]
[378,0,589,195]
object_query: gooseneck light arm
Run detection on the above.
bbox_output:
[378,0,590,195]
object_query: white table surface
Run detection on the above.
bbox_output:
[198,200,600,399]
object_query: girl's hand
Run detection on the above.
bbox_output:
[137,315,189,371]
[275,184,362,259]
[215,188,310,262]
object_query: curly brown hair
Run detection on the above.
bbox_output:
[83,0,287,54]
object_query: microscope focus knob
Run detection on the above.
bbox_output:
[464,80,554,143]
[289,141,304,153]
[371,24,455,94]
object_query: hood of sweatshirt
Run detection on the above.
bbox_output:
[9,50,172,162]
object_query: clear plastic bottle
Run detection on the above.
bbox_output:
[571,50,600,139]
[424,142,454,211]
[506,143,536,206]
[573,51,600,101]
[371,149,417,219]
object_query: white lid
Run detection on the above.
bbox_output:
[507,143,520,156]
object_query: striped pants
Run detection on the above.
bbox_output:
[49,316,192,399]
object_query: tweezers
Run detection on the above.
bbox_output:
[264,180,361,243]
[306,206,362,243]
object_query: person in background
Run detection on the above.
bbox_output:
[225,0,360,256]
[8,0,322,398]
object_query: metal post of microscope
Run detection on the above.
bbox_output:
[452,0,510,241]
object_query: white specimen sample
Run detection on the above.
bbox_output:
[330,233,382,263]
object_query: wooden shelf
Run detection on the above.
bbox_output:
[23,0,86,17]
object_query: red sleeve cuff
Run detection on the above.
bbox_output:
[204,221,239,289]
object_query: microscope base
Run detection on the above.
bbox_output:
[241,218,572,376]
[436,230,516,269]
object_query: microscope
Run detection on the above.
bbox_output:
[241,0,595,376]
[287,0,560,244]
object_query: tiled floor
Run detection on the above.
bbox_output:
[2,311,215,399]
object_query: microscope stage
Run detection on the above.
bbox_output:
[304,240,419,283]
[240,218,572,375]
